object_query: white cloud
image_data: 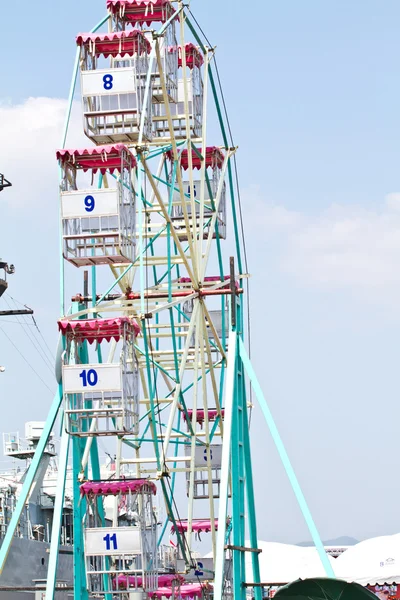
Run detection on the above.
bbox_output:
[3,97,400,296]
[242,185,303,232]
[0,97,85,210]
[244,187,400,291]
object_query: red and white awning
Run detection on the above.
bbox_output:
[58,317,141,343]
[107,0,174,26]
[56,144,137,174]
[76,29,151,57]
[80,479,156,496]
[169,44,204,69]
[167,147,225,170]
[182,409,225,424]
[171,519,219,535]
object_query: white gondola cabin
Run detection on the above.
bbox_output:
[57,144,136,267]
[81,479,158,596]
[179,409,226,499]
[169,147,227,241]
[77,30,152,143]
[184,442,224,500]
[107,0,178,104]
[154,44,203,141]
[60,317,140,436]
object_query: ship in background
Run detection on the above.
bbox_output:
[0,422,178,600]
[0,422,74,599]
[0,172,73,599]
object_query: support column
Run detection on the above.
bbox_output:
[45,419,70,600]
[238,337,335,579]
[0,387,63,575]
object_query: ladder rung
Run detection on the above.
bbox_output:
[225,545,262,554]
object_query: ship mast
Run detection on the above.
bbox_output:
[0,173,33,370]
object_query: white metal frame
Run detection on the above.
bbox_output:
[83,485,158,596]
[79,34,152,143]
[60,149,136,267]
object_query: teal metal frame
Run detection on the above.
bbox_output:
[45,418,70,600]
[238,337,335,579]
[0,6,337,599]
[214,295,263,600]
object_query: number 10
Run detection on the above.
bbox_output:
[79,369,98,387]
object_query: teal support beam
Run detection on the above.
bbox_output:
[96,224,167,305]
[71,302,89,600]
[0,386,63,574]
[238,337,335,579]
[231,338,246,600]
[239,357,262,600]
[135,344,176,382]
[45,419,70,600]
[72,436,88,600]
[214,329,237,600]
[157,412,182,546]
[215,315,263,598]
[156,4,184,36]
[142,139,186,162]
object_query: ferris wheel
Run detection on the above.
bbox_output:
[54,2,258,594]
[0,2,335,599]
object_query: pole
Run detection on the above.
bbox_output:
[238,338,335,579]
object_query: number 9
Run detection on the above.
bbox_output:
[84,195,95,213]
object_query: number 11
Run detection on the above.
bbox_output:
[103,532,118,550]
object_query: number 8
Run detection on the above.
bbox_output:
[103,74,113,90]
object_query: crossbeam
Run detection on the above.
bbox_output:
[0,308,33,316]
[225,545,262,554]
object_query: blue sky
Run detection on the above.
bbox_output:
[1,0,400,545]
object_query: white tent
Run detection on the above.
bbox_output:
[253,541,337,584]
[206,541,336,585]
[334,533,400,585]
[207,534,400,586]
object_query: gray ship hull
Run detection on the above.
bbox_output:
[0,536,73,598]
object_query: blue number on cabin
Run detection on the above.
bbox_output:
[84,195,95,212]
[103,74,113,90]
[103,532,118,551]
[79,369,98,388]
[195,562,204,577]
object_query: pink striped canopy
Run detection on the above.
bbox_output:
[107,0,174,25]
[56,144,136,174]
[149,583,211,599]
[170,44,204,69]
[76,29,151,57]
[171,519,219,534]
[182,409,224,424]
[167,147,225,170]
[58,317,141,343]
[115,574,185,590]
[80,479,157,496]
